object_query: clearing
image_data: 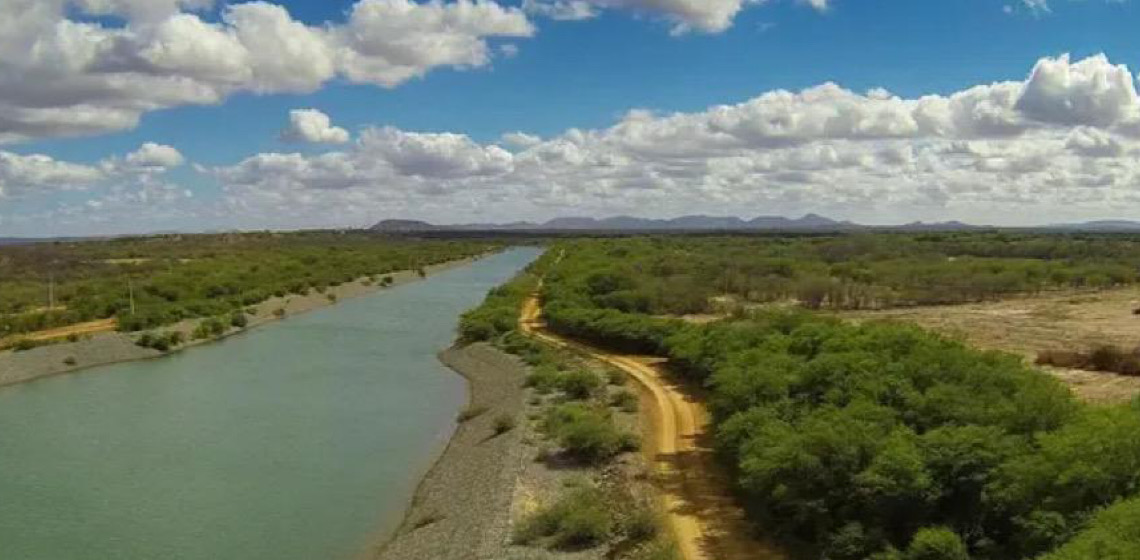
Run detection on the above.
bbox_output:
[840,287,1140,403]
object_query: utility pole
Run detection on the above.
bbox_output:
[128,278,136,315]
[48,272,55,311]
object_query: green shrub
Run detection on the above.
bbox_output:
[558,369,602,400]
[513,485,611,550]
[63,356,77,366]
[620,505,658,544]
[543,403,637,464]
[230,312,248,328]
[610,389,639,412]
[630,539,680,560]
[903,528,969,560]
[526,365,563,394]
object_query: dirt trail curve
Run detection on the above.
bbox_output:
[520,294,783,560]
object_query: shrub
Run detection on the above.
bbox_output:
[610,389,639,412]
[558,369,602,400]
[63,356,77,366]
[273,308,286,318]
[66,333,79,343]
[230,312,248,328]
[526,365,563,394]
[327,293,338,303]
[620,505,658,544]
[12,338,40,352]
[904,528,969,560]
[493,413,517,435]
[513,485,611,550]
[543,403,637,463]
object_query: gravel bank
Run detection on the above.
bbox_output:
[0,256,483,388]
[370,343,529,560]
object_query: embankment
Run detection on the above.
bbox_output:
[371,342,529,560]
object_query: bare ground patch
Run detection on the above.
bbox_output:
[839,287,1140,403]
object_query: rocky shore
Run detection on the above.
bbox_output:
[371,343,530,560]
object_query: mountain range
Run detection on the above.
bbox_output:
[370,215,1140,233]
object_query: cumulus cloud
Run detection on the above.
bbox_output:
[203,53,1140,227]
[0,0,533,143]
[281,109,351,144]
[523,0,764,33]
[0,143,185,198]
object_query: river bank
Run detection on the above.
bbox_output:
[370,343,530,560]
[0,255,487,388]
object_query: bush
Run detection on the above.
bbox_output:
[526,365,563,394]
[620,506,658,544]
[606,368,626,385]
[493,413,517,435]
[66,333,79,343]
[63,356,77,366]
[904,528,969,560]
[327,293,338,303]
[630,539,680,560]
[558,369,602,400]
[230,312,248,328]
[514,484,611,550]
[543,403,637,464]
[273,308,286,318]
[610,389,639,412]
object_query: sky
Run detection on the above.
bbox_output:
[2,0,1140,235]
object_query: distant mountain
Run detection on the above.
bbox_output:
[370,219,443,233]
[1048,220,1140,232]
[368,215,1140,234]
[370,213,855,232]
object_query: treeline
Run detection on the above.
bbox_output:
[0,232,496,337]
[535,238,1140,560]
[538,234,1140,316]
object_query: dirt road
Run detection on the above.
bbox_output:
[0,318,118,349]
[520,295,782,560]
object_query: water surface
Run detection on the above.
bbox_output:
[0,248,539,560]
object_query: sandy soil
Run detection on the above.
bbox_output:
[521,295,782,560]
[0,318,118,350]
[0,255,485,388]
[840,287,1140,403]
[369,343,530,560]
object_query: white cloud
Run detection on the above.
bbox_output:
[204,54,1140,228]
[281,109,351,144]
[0,0,533,143]
[523,0,760,33]
[0,151,105,197]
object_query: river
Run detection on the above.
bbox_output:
[0,247,539,560]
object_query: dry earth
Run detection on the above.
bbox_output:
[840,287,1140,403]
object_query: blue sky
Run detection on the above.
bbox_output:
[3,0,1140,235]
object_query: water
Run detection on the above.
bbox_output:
[0,248,539,560]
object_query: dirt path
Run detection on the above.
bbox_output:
[0,318,118,349]
[520,295,782,560]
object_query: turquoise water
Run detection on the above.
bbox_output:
[0,248,539,560]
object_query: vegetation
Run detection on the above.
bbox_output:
[514,482,613,550]
[531,235,1140,560]
[540,234,1140,318]
[542,402,638,464]
[0,231,495,338]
